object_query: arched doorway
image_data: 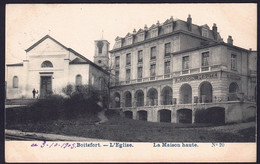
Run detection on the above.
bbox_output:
[124,91,132,107]
[135,90,144,107]
[114,92,120,108]
[229,82,239,101]
[161,86,173,105]
[137,110,147,121]
[124,111,133,119]
[177,108,192,123]
[147,88,158,106]
[179,84,192,104]
[158,109,171,122]
[199,81,213,103]
[206,107,225,124]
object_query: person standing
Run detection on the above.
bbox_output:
[32,89,36,98]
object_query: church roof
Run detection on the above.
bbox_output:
[24,35,109,74]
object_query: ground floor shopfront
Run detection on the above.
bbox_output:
[109,71,256,123]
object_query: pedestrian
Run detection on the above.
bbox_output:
[32,89,36,98]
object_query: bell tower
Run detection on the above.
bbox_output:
[94,40,110,70]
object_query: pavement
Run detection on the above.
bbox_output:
[5,129,111,141]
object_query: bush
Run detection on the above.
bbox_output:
[6,85,105,126]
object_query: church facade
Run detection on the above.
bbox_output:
[6,35,109,99]
[109,15,257,123]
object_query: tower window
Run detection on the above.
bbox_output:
[97,41,103,54]
[98,60,102,64]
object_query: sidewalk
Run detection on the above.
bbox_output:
[5,129,111,141]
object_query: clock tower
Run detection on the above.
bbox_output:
[94,40,110,70]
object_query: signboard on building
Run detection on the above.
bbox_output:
[175,72,218,83]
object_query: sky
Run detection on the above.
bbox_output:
[6,3,257,65]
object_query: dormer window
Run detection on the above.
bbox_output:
[150,29,158,38]
[114,40,122,49]
[164,24,172,34]
[202,28,208,37]
[125,37,133,45]
[137,33,144,42]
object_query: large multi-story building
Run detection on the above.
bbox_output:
[109,15,257,124]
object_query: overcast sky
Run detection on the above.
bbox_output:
[6,3,257,65]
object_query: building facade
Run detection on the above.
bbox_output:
[6,35,109,99]
[109,15,257,123]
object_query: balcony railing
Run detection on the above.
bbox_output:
[110,64,227,87]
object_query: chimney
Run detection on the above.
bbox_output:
[170,16,173,21]
[187,14,192,31]
[212,23,218,40]
[156,20,160,26]
[227,35,233,45]
[133,29,136,34]
[144,24,148,30]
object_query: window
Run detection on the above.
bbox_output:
[231,54,237,70]
[150,64,156,77]
[115,56,120,68]
[150,29,158,38]
[138,67,143,79]
[76,75,82,86]
[41,60,53,68]
[201,52,209,66]
[165,43,171,57]
[165,24,172,33]
[202,29,208,37]
[97,41,103,54]
[115,70,119,82]
[126,69,131,81]
[164,61,171,74]
[126,37,133,45]
[182,56,189,70]
[137,33,144,42]
[126,53,131,66]
[13,76,18,88]
[151,46,156,60]
[138,50,143,63]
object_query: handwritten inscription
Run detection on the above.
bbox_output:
[175,72,218,83]
[31,141,77,149]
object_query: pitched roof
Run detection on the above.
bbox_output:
[24,35,109,74]
[6,63,23,67]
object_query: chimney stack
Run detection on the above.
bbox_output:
[212,23,218,40]
[187,14,192,31]
[133,29,136,34]
[144,24,148,30]
[227,36,233,45]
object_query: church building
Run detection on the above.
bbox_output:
[6,35,109,99]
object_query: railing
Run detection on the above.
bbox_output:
[110,64,228,87]
[115,94,256,108]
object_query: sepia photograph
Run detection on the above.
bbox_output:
[4,3,257,162]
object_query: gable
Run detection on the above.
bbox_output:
[27,37,68,56]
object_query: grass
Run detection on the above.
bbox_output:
[5,108,256,142]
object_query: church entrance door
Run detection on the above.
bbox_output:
[40,76,52,98]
